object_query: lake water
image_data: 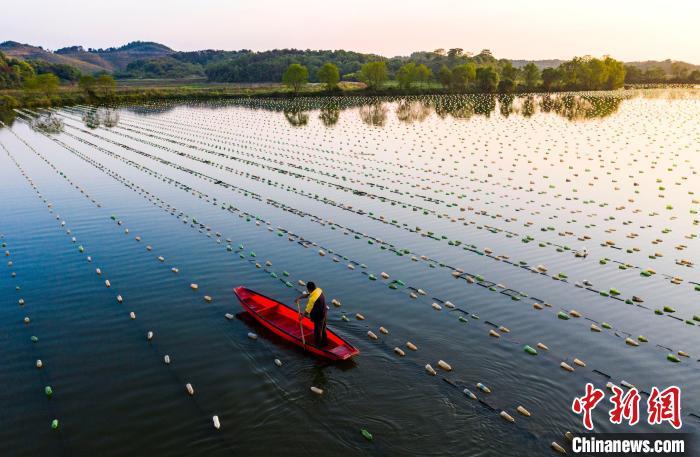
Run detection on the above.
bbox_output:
[1,89,699,456]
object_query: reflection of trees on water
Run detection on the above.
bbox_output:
[270,93,626,126]
[428,93,622,122]
[82,107,120,129]
[0,110,16,128]
[112,89,675,128]
[31,113,64,133]
[539,94,623,121]
[359,102,388,126]
[283,108,309,127]
[498,94,515,118]
[396,100,431,123]
[521,96,536,117]
[319,105,340,127]
[126,105,178,115]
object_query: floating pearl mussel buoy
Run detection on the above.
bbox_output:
[517,406,531,417]
[437,360,452,371]
[560,362,575,372]
[551,442,567,454]
[500,411,515,423]
[476,383,491,394]
[425,364,437,376]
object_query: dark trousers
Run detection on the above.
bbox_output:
[313,317,328,347]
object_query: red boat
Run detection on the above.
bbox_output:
[233,286,359,361]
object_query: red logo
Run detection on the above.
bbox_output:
[572,384,682,430]
[609,385,640,426]
[647,386,682,429]
[572,383,605,430]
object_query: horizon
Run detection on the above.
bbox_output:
[2,0,699,64]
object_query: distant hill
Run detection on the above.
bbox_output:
[625,59,700,73]
[0,40,173,74]
[1,40,698,82]
[0,41,106,74]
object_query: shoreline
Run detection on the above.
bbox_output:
[1,82,696,112]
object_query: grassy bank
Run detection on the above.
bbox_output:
[0,81,372,111]
[2,80,697,115]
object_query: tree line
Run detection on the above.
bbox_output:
[280,55,631,93]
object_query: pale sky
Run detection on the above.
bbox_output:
[2,0,699,63]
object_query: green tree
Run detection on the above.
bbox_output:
[438,65,452,89]
[498,78,516,93]
[396,62,417,89]
[624,65,644,83]
[414,64,432,88]
[79,75,96,96]
[476,67,499,93]
[359,61,388,90]
[644,66,666,82]
[282,63,309,93]
[671,62,689,80]
[522,63,541,90]
[500,60,519,82]
[603,57,625,89]
[24,73,60,97]
[541,68,560,90]
[689,70,700,83]
[317,63,340,91]
[585,58,608,89]
[13,59,36,81]
[95,74,116,98]
[451,63,476,91]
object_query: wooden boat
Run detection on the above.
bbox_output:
[233,286,359,361]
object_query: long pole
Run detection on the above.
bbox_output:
[296,300,306,351]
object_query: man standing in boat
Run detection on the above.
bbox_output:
[295,282,328,347]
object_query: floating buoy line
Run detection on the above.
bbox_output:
[0,230,67,443]
[17,111,700,344]
[0,141,239,440]
[7,93,700,451]
[9,119,696,374]
[9,118,696,382]
[52,107,699,301]
[1,137,581,444]
[58,104,697,289]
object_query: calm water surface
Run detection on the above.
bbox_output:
[1,89,699,456]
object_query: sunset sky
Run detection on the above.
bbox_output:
[3,0,699,63]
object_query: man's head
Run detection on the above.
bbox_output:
[306,281,316,292]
